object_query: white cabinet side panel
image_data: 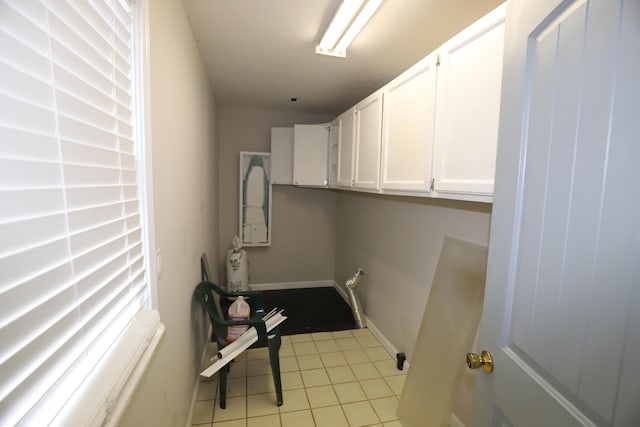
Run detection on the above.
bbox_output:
[354,92,382,190]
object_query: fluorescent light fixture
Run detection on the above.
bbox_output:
[316,0,383,58]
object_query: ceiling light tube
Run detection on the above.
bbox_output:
[316,0,383,58]
[319,0,364,50]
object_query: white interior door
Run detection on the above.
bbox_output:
[475,0,640,426]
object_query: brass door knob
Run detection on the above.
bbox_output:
[466,350,494,373]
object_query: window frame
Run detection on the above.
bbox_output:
[56,0,165,426]
[0,0,163,424]
[53,0,164,423]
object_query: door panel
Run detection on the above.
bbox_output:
[433,9,505,196]
[293,124,328,186]
[354,92,382,189]
[476,0,640,425]
[380,56,437,192]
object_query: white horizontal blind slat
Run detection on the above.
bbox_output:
[0,213,68,259]
[0,93,57,136]
[0,283,79,369]
[65,185,123,209]
[50,38,113,95]
[61,138,121,167]
[0,0,147,425]
[48,1,112,58]
[58,115,118,150]
[0,188,66,222]
[63,163,122,187]
[56,90,117,132]
[0,33,50,86]
[0,239,71,295]
[67,201,126,231]
[0,61,54,109]
[0,3,48,55]
[0,157,62,189]
[0,127,60,168]
[48,13,112,81]
[0,261,73,329]
[1,310,87,423]
[54,64,116,114]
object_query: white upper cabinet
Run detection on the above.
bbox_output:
[381,55,438,193]
[353,91,383,190]
[287,4,506,201]
[432,6,506,199]
[336,108,356,188]
[293,124,329,187]
[270,127,294,185]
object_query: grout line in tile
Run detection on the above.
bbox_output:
[196,328,395,426]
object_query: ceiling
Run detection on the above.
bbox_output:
[181,0,505,115]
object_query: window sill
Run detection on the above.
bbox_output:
[51,310,165,427]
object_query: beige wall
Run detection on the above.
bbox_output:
[334,191,492,361]
[217,106,337,284]
[120,0,218,425]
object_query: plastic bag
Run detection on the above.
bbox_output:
[226,236,249,292]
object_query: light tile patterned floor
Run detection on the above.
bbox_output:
[192,329,407,427]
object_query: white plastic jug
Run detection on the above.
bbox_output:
[226,296,250,342]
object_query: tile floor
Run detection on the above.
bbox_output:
[192,328,407,427]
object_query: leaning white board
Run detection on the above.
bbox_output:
[397,236,488,427]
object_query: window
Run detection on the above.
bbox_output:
[0,1,162,425]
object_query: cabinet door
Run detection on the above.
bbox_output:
[381,55,437,192]
[433,9,505,198]
[336,108,356,188]
[354,91,382,190]
[270,127,294,185]
[293,124,329,186]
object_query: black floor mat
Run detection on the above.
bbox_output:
[261,287,356,336]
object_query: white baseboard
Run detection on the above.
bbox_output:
[332,282,409,372]
[363,315,409,371]
[186,324,213,427]
[332,281,349,301]
[250,280,335,291]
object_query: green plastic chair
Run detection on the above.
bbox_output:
[194,280,283,409]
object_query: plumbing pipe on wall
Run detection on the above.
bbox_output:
[345,268,366,328]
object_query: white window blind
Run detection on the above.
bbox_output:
[0,0,153,425]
